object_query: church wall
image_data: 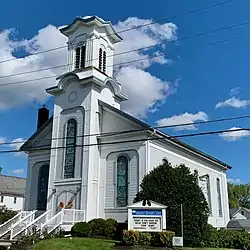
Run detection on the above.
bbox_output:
[24,151,50,211]
[99,138,147,222]
[101,108,143,134]
[148,141,230,228]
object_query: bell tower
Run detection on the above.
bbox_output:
[45,16,128,220]
[60,16,122,77]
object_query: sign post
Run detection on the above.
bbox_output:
[127,200,166,232]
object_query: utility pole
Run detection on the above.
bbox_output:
[181,204,184,239]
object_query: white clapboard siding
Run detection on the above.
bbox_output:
[105,150,139,209]
[128,153,139,205]
[105,156,115,208]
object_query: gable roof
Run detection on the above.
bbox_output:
[21,100,232,170]
[0,175,26,197]
[230,207,250,218]
[227,219,250,229]
[20,116,53,151]
[99,100,232,170]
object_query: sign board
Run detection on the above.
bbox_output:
[132,217,161,231]
[172,237,183,247]
[127,200,166,232]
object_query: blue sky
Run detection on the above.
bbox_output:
[0,0,249,183]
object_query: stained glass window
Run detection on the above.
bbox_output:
[116,155,128,207]
[37,164,49,210]
[64,119,77,179]
[217,178,223,217]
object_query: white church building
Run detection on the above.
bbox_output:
[21,16,231,229]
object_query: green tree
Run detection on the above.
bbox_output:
[0,205,17,224]
[228,183,250,209]
[134,161,209,247]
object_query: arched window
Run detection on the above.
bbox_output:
[37,164,49,210]
[75,45,86,69]
[103,51,106,73]
[206,175,212,215]
[99,48,103,71]
[98,47,106,73]
[217,178,223,217]
[194,170,199,184]
[64,119,77,179]
[116,155,129,207]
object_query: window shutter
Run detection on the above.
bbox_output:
[103,51,106,73]
[99,48,103,71]
[75,47,80,69]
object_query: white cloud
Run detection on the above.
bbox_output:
[0,17,178,117]
[10,138,25,151]
[228,178,241,184]
[156,111,208,131]
[219,127,250,141]
[215,96,250,109]
[9,168,25,175]
[0,137,6,144]
[0,137,26,156]
[230,87,241,96]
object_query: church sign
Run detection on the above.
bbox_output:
[127,200,166,232]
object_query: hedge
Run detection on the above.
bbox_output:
[202,225,250,250]
[122,230,175,247]
[71,218,119,239]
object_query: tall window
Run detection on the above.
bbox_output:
[116,155,129,207]
[217,178,223,217]
[98,47,106,73]
[194,170,199,184]
[75,45,86,69]
[0,196,3,203]
[14,197,17,204]
[206,175,212,215]
[37,164,49,210]
[64,119,77,179]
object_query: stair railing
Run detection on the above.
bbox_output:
[0,211,32,238]
[10,210,37,240]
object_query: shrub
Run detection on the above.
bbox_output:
[150,231,175,247]
[88,218,107,238]
[138,232,152,246]
[122,230,140,246]
[71,221,90,237]
[121,230,175,247]
[202,228,250,250]
[115,221,128,241]
[0,205,17,224]
[105,218,117,239]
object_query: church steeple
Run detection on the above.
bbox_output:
[60,16,122,77]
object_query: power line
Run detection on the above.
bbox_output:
[0,0,236,66]
[0,127,248,154]
[1,114,250,147]
[1,17,250,82]
[2,27,250,88]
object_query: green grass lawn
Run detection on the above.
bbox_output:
[29,237,237,250]
[29,237,115,250]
